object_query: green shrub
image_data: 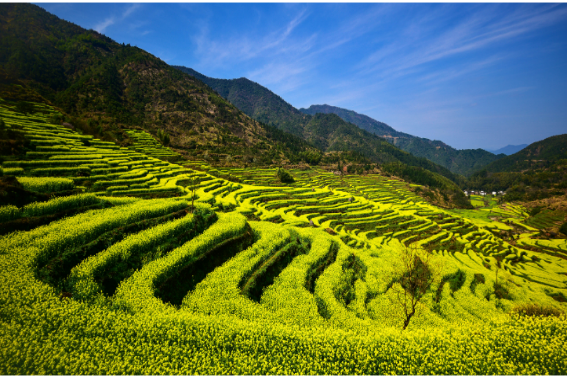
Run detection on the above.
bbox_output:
[277,168,295,184]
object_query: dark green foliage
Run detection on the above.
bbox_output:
[560,222,567,237]
[470,273,485,294]
[0,118,31,156]
[305,241,339,294]
[547,291,567,303]
[467,134,567,197]
[175,66,307,137]
[240,234,310,302]
[529,206,542,217]
[277,168,295,183]
[525,209,565,230]
[434,269,469,310]
[259,122,321,165]
[335,254,366,308]
[157,129,170,146]
[400,256,432,298]
[0,176,50,207]
[300,104,398,137]
[480,134,567,173]
[447,269,466,292]
[15,101,34,114]
[494,280,512,300]
[381,162,472,208]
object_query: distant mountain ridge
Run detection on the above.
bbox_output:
[487,144,528,156]
[300,104,504,177]
[173,67,501,177]
[480,134,567,174]
[175,66,461,182]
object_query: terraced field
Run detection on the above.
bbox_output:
[1,100,566,374]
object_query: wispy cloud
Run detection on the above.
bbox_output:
[308,3,567,123]
[248,61,312,93]
[94,4,141,34]
[356,4,567,81]
[193,7,312,69]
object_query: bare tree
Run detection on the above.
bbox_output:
[389,243,441,330]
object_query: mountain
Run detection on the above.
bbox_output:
[174,66,499,178]
[300,104,406,139]
[174,67,308,137]
[177,66,473,207]
[487,144,528,156]
[477,134,567,174]
[0,3,320,164]
[467,134,567,201]
[176,67,459,177]
[0,5,470,208]
[300,104,504,177]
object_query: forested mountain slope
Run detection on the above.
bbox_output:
[175,66,463,185]
[481,134,567,173]
[301,104,504,177]
[176,67,308,137]
[467,134,567,201]
[0,3,322,163]
[300,104,405,139]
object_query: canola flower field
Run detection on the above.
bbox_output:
[0,100,566,374]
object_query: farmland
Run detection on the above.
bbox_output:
[1,100,566,375]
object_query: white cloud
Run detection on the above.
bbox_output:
[94,4,141,34]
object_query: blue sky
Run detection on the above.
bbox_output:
[39,3,567,150]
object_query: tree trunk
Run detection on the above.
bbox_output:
[402,307,416,330]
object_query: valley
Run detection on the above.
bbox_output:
[0,99,566,374]
[0,3,566,376]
